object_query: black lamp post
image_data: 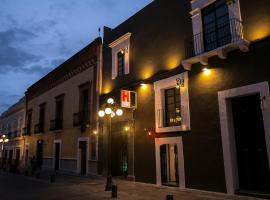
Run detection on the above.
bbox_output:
[98,98,123,191]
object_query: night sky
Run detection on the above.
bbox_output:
[0,0,152,114]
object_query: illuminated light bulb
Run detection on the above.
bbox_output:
[124,126,130,132]
[0,139,3,143]
[148,131,152,136]
[105,107,112,115]
[120,49,125,54]
[116,109,123,116]
[98,110,105,118]
[203,68,211,75]
[93,130,98,135]
[4,139,9,143]
[2,135,6,138]
[111,111,115,118]
[107,98,114,105]
[141,83,147,90]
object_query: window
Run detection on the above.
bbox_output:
[117,51,125,76]
[154,73,190,133]
[74,82,91,128]
[38,103,46,133]
[26,110,32,135]
[202,0,231,51]
[55,100,63,127]
[109,32,131,79]
[164,88,182,127]
[51,94,64,131]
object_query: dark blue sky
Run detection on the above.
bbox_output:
[0,0,152,114]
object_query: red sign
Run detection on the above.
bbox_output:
[121,90,131,108]
[121,90,137,108]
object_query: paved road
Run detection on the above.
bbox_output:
[0,171,266,200]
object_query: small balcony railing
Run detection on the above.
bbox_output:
[34,124,44,134]
[73,111,90,127]
[157,107,183,128]
[50,118,63,131]
[22,127,31,136]
[185,18,243,58]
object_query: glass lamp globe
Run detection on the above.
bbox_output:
[116,109,123,116]
[107,98,114,105]
[98,110,105,118]
[105,107,112,115]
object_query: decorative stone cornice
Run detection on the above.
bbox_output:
[109,32,132,48]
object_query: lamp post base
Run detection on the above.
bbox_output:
[105,175,112,191]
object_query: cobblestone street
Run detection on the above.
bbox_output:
[0,171,266,200]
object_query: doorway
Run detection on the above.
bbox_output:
[8,150,13,165]
[111,132,128,177]
[160,144,179,187]
[15,149,20,166]
[79,141,87,175]
[231,94,270,192]
[36,140,43,168]
[54,143,60,171]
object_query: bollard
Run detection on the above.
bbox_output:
[50,174,55,183]
[166,194,174,200]
[112,185,117,198]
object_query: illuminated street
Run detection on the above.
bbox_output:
[0,171,265,200]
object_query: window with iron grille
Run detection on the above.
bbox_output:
[117,51,125,76]
[202,0,231,52]
[164,88,182,127]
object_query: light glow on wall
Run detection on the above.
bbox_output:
[166,55,181,70]
[248,21,270,41]
[141,66,154,80]
[203,68,211,76]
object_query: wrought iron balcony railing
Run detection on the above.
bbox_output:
[34,123,45,134]
[22,127,30,136]
[73,110,90,127]
[157,107,184,128]
[185,18,243,59]
[50,118,63,131]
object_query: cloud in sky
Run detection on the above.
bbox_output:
[0,0,152,114]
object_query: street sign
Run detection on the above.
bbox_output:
[121,90,137,109]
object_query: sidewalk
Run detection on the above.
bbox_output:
[34,170,267,200]
[0,170,267,200]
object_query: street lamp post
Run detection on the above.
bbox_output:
[0,135,9,166]
[98,98,123,191]
[0,134,9,151]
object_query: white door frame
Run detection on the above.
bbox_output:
[218,81,270,194]
[53,140,62,171]
[155,136,185,188]
[77,137,89,175]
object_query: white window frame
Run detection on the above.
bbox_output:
[154,72,190,133]
[109,32,132,79]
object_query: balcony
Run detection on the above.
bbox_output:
[73,111,90,127]
[22,127,31,136]
[182,18,250,70]
[156,106,189,133]
[34,124,44,134]
[50,119,63,131]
